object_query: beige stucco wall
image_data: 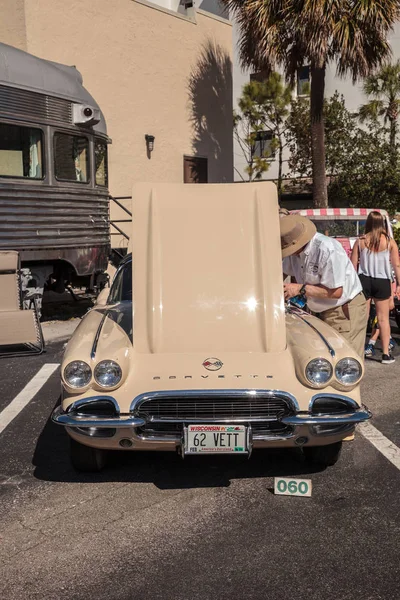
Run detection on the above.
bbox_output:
[5,0,233,202]
[0,0,27,51]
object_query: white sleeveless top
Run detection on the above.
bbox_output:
[359,243,392,280]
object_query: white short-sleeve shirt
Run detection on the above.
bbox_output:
[282,233,362,313]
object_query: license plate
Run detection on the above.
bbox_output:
[185,424,247,454]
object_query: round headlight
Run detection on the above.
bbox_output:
[64,361,91,388]
[335,358,362,386]
[305,358,333,386]
[94,360,122,388]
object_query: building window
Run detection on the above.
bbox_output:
[150,0,191,14]
[54,133,89,183]
[254,131,275,159]
[95,139,108,187]
[0,123,44,179]
[297,66,310,97]
[183,156,208,183]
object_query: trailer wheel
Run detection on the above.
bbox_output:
[303,442,342,467]
[69,438,107,472]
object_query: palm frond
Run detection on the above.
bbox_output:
[220,0,400,80]
[358,99,385,122]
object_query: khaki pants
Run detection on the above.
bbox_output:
[318,292,368,360]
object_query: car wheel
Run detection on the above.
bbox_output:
[303,441,342,467]
[69,437,107,472]
[394,311,400,331]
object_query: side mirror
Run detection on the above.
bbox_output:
[95,287,109,307]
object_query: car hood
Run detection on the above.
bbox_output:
[131,182,286,356]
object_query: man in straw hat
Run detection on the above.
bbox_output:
[280,214,368,359]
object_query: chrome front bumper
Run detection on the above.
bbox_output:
[51,395,372,450]
[52,405,371,429]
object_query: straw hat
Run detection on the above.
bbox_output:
[280,214,317,258]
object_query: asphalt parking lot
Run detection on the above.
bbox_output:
[1,333,400,600]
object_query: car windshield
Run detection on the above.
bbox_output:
[312,219,367,238]
[109,262,132,303]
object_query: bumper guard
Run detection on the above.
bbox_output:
[282,406,371,425]
[51,405,145,429]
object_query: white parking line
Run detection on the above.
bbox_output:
[360,422,400,471]
[0,363,59,435]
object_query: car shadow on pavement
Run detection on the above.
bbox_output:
[33,399,326,489]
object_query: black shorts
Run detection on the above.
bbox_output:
[359,274,391,300]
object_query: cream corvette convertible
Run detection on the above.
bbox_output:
[52,183,371,471]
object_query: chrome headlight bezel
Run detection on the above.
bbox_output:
[94,360,122,389]
[305,358,333,387]
[64,361,92,389]
[335,357,362,386]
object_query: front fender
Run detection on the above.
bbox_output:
[61,307,132,400]
[286,311,364,392]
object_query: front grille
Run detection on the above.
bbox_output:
[135,393,292,422]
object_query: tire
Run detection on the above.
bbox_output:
[303,441,342,467]
[69,437,107,472]
[395,311,400,331]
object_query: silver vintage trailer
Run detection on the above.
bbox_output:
[0,43,110,305]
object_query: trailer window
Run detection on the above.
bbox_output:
[95,139,108,187]
[0,123,43,179]
[54,133,89,183]
[313,219,366,238]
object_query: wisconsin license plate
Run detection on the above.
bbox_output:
[185,425,247,454]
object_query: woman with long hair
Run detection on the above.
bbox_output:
[351,211,400,364]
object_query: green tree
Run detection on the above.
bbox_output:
[359,61,400,167]
[328,125,400,215]
[393,224,400,246]
[287,92,358,178]
[286,89,400,214]
[261,72,292,197]
[234,80,272,182]
[234,73,291,192]
[220,0,400,207]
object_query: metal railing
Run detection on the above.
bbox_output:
[110,196,132,241]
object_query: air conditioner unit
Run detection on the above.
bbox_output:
[72,104,101,126]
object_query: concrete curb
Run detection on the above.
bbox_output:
[41,319,80,344]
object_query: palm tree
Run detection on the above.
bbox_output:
[359,61,400,167]
[222,1,400,207]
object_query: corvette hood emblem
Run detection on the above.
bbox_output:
[202,357,223,371]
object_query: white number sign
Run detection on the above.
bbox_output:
[274,477,312,497]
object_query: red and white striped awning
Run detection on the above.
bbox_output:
[291,207,388,219]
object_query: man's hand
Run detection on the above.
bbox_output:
[284,283,302,301]
[396,285,400,299]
